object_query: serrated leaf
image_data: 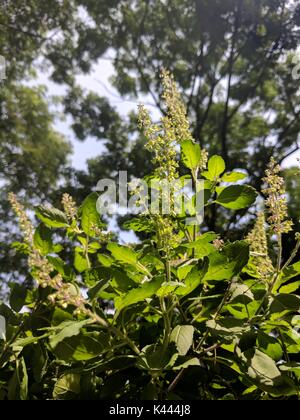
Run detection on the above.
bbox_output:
[281,260,300,281]
[257,331,283,361]
[79,193,104,236]
[53,332,108,362]
[49,320,90,349]
[170,325,194,356]
[280,281,300,294]
[107,242,138,265]
[240,348,296,395]
[13,333,50,348]
[216,185,257,210]
[181,139,202,170]
[222,172,247,182]
[207,318,248,337]
[35,205,69,228]
[123,217,152,232]
[33,224,53,255]
[176,262,208,296]
[8,358,28,400]
[202,155,226,180]
[269,294,300,316]
[53,374,81,400]
[74,247,89,273]
[114,276,163,311]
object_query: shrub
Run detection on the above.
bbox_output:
[0,72,299,400]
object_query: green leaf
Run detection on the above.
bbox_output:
[222,172,247,182]
[224,241,250,274]
[176,264,193,281]
[49,320,90,349]
[257,331,283,361]
[35,205,69,228]
[9,283,28,312]
[53,374,81,400]
[107,242,137,266]
[243,348,281,383]
[216,185,257,210]
[47,256,75,281]
[269,294,300,317]
[97,254,114,267]
[173,357,200,370]
[79,192,104,236]
[12,241,30,255]
[114,276,163,312]
[138,345,178,371]
[170,325,194,356]
[207,318,248,338]
[203,241,249,283]
[33,224,54,255]
[182,233,217,259]
[279,281,300,294]
[123,217,153,232]
[84,267,110,287]
[13,333,50,348]
[279,363,300,378]
[241,348,296,395]
[8,358,28,400]
[74,247,89,273]
[202,155,225,180]
[53,332,109,362]
[281,260,300,282]
[181,139,202,170]
[176,261,208,296]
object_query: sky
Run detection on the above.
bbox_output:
[35,55,159,171]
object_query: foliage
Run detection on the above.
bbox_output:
[1,0,300,293]
[0,0,76,287]
[0,75,299,400]
[64,0,300,189]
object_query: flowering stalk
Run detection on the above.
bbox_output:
[246,212,274,282]
[61,193,77,222]
[8,193,86,313]
[138,70,207,261]
[253,159,294,315]
[262,158,293,272]
[8,193,141,356]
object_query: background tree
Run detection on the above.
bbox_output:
[67,0,300,232]
[0,1,76,287]
[1,0,300,293]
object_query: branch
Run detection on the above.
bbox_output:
[220,0,241,163]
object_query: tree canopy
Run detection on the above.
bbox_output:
[0,0,300,290]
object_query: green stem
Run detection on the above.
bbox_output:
[276,233,282,274]
[85,236,91,270]
[254,233,285,317]
[88,310,141,356]
[281,237,300,272]
[160,297,172,354]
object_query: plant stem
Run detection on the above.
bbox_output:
[88,310,141,356]
[276,233,282,273]
[167,368,186,394]
[281,237,300,272]
[160,297,172,354]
